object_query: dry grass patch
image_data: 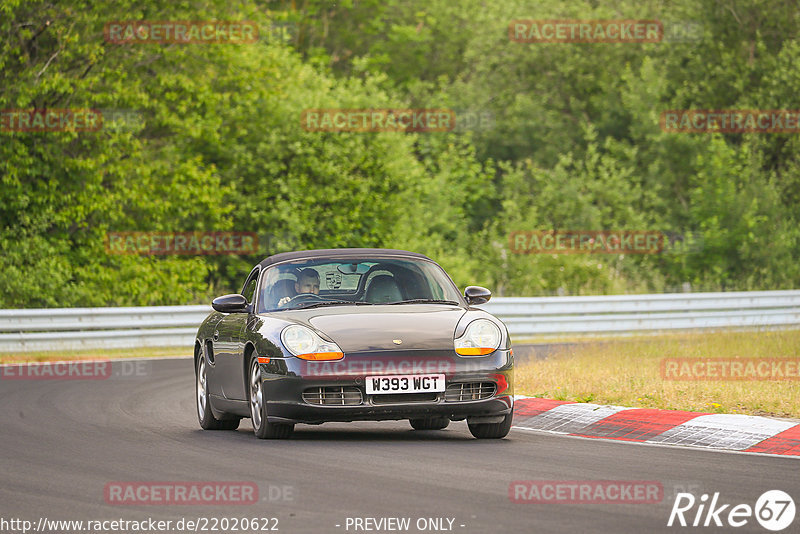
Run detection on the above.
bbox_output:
[514,329,800,418]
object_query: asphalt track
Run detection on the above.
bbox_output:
[1,358,798,534]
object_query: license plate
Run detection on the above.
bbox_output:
[366,374,446,394]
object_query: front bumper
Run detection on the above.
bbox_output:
[266,395,513,424]
[261,349,513,424]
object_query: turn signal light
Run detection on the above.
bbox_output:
[295,351,344,361]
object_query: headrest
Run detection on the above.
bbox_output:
[365,275,402,303]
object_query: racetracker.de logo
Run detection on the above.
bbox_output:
[509,230,667,254]
[661,358,800,381]
[1,360,112,380]
[301,109,456,132]
[510,480,663,504]
[299,357,457,378]
[104,21,258,44]
[661,110,800,133]
[105,232,259,256]
[0,109,101,132]
[509,20,663,43]
[105,482,258,505]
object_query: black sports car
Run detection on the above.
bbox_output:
[194,248,514,439]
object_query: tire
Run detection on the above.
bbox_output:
[196,355,240,430]
[249,356,294,439]
[467,410,513,439]
[409,417,450,430]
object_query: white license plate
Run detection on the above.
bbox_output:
[366,374,446,394]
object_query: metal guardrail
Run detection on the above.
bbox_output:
[488,290,800,336]
[0,290,798,352]
[0,306,209,352]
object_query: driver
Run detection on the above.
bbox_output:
[278,268,320,306]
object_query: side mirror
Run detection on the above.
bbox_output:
[464,286,492,306]
[212,294,249,313]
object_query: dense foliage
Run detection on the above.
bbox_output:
[1,0,798,307]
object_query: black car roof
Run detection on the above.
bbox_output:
[256,248,434,269]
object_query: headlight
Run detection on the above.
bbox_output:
[280,325,344,361]
[454,319,501,356]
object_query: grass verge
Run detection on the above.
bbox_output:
[0,346,189,364]
[513,329,800,419]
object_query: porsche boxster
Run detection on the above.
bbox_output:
[194,248,514,439]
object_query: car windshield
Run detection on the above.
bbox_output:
[257,257,463,312]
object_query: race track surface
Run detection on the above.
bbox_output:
[1,358,797,534]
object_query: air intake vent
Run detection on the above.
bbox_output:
[445,382,496,402]
[303,386,363,406]
[371,393,438,405]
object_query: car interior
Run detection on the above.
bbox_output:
[259,261,442,311]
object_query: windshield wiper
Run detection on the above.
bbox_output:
[386,299,460,305]
[295,300,374,310]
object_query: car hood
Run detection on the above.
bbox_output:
[300,304,467,353]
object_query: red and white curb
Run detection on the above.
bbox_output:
[512,397,800,457]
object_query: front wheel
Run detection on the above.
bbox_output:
[249,357,294,439]
[467,410,513,439]
[196,356,240,430]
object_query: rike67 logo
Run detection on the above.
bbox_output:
[668,490,795,531]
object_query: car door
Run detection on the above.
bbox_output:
[214,267,259,400]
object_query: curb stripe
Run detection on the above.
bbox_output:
[513,397,573,418]
[573,408,706,442]
[515,402,629,434]
[513,398,800,457]
[745,425,800,455]
[647,414,797,451]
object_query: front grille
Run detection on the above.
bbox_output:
[445,382,496,402]
[302,386,363,406]
[371,392,438,405]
